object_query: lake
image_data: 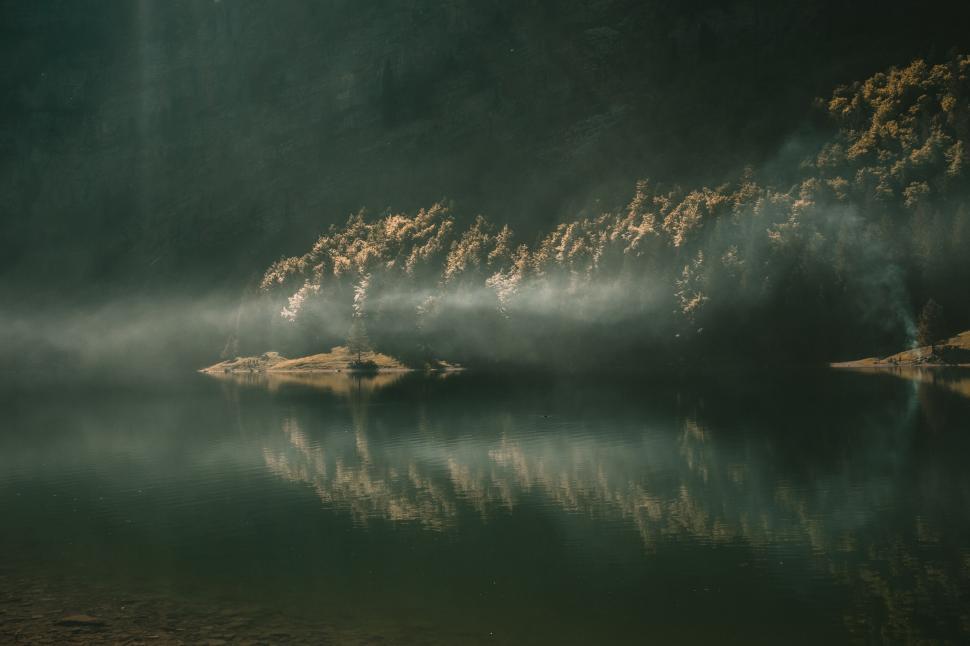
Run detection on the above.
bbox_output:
[1,368,969,644]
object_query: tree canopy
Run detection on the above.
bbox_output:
[256,55,970,367]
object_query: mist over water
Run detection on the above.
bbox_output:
[0,295,246,377]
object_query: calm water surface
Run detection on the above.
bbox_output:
[2,369,969,644]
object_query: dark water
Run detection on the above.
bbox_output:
[2,369,969,644]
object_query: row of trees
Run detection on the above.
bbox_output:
[253,55,970,368]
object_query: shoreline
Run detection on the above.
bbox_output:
[198,367,424,374]
[199,347,463,376]
[830,330,970,370]
[831,360,970,369]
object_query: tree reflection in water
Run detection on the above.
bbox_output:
[220,369,970,642]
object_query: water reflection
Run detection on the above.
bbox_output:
[207,369,408,396]
[239,369,970,642]
[251,374,903,545]
[844,365,970,401]
[1,370,967,643]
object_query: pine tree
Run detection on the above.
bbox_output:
[916,299,946,352]
[347,317,371,363]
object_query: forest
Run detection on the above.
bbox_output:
[244,55,970,369]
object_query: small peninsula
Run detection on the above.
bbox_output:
[832,331,970,369]
[200,346,460,374]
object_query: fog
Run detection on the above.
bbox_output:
[2,4,969,374]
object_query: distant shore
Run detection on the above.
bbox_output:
[831,331,970,369]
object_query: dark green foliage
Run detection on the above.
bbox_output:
[917,300,946,349]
